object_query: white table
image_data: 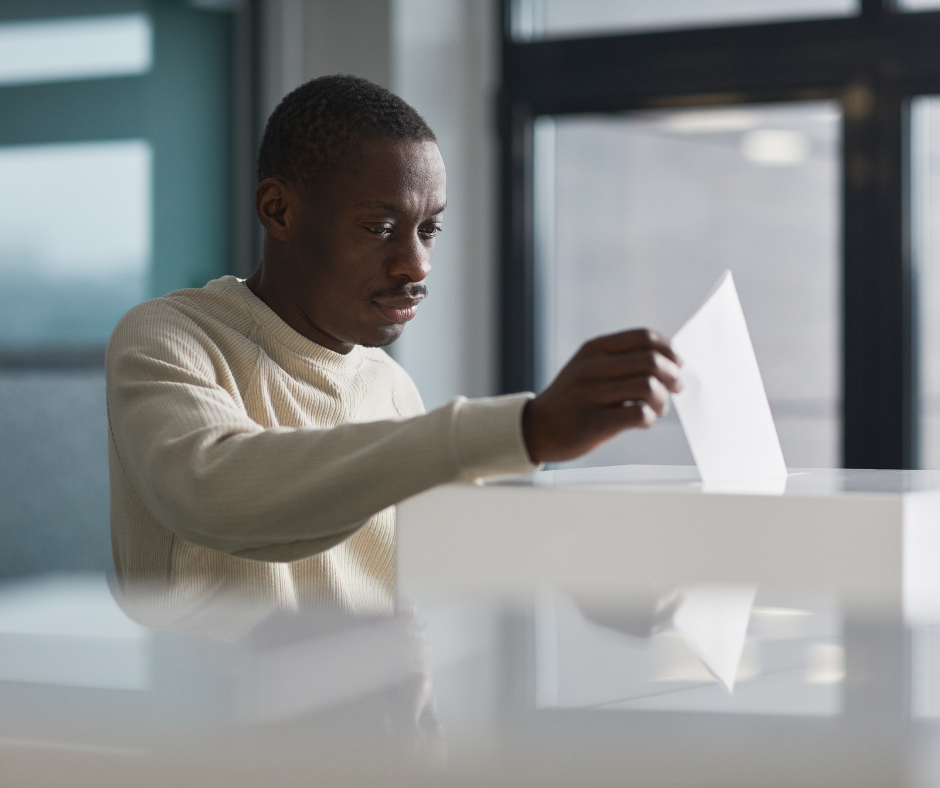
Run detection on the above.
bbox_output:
[397,465,940,619]
[3,469,940,786]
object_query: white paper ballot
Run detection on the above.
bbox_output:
[671,271,787,487]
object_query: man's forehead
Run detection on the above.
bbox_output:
[357,198,447,215]
[320,138,445,212]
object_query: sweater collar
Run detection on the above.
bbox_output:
[216,276,364,372]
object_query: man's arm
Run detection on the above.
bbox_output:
[108,305,680,563]
[107,302,535,562]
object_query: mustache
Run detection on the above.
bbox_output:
[368,283,428,301]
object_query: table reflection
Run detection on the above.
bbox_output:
[0,572,936,786]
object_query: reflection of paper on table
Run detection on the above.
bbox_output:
[671,584,757,693]
[533,585,840,713]
[671,271,787,491]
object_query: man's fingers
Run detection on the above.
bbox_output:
[578,350,683,393]
[528,326,686,463]
[590,375,671,415]
[581,328,682,366]
[598,401,657,432]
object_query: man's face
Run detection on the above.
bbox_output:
[277,138,446,350]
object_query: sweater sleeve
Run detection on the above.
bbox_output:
[106,302,539,561]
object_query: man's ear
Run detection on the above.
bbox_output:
[255,178,295,241]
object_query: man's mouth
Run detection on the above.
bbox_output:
[372,295,424,323]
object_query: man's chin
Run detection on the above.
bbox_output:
[359,324,406,349]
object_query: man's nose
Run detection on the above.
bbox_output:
[388,233,432,282]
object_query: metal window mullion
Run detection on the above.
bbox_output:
[499,93,537,394]
[843,84,913,468]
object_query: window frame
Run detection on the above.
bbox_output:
[498,0,940,469]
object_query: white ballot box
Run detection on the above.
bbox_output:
[397,465,940,619]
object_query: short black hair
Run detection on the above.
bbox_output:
[256,74,436,192]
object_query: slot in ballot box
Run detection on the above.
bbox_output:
[397,465,940,619]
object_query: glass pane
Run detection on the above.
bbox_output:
[0,140,151,352]
[898,0,940,9]
[914,97,940,469]
[512,0,858,41]
[0,14,152,87]
[535,101,842,469]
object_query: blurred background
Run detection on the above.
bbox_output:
[2,0,940,579]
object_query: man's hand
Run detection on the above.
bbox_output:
[522,329,682,464]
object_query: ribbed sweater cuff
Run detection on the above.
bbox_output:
[452,392,541,480]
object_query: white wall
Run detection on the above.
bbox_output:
[259,0,501,408]
[390,0,501,407]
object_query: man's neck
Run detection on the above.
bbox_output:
[245,265,355,355]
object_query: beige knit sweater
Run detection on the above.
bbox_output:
[106,276,537,623]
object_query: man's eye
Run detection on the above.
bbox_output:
[369,225,393,236]
[420,226,441,239]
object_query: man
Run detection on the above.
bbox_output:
[106,75,681,618]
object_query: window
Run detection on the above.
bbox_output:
[511,0,858,41]
[0,13,152,87]
[914,97,940,469]
[0,140,151,351]
[899,0,940,10]
[0,2,237,581]
[0,4,235,360]
[535,103,841,468]
[499,0,940,469]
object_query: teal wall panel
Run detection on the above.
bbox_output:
[149,0,233,296]
[0,0,236,579]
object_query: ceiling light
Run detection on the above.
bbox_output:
[741,129,809,165]
[661,109,759,134]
